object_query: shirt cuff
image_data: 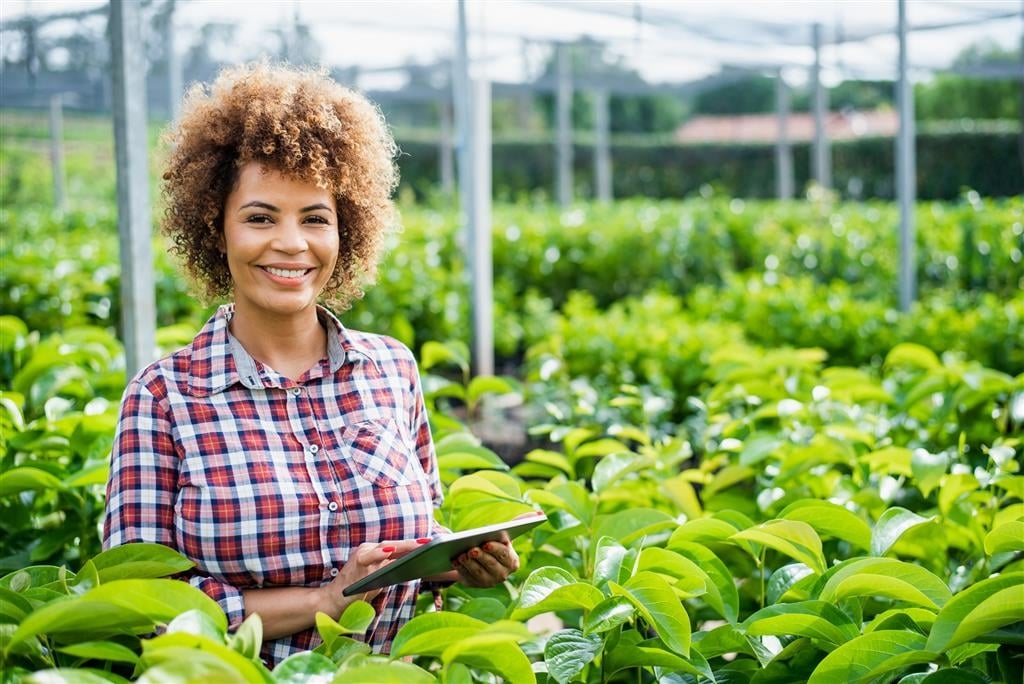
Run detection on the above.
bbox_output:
[189,575,246,630]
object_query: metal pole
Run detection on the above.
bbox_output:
[454,0,474,243]
[774,69,793,200]
[166,0,182,122]
[469,78,493,377]
[897,0,917,311]
[110,0,156,377]
[439,99,455,196]
[811,23,831,190]
[49,93,67,212]
[593,88,612,202]
[555,43,573,206]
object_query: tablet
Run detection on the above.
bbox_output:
[343,512,548,596]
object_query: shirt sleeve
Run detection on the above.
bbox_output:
[103,377,245,629]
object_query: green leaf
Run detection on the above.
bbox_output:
[420,341,469,375]
[55,640,140,665]
[466,375,518,407]
[604,634,713,681]
[610,571,691,656]
[582,596,635,634]
[87,579,227,631]
[166,609,225,642]
[743,601,859,649]
[636,547,707,597]
[439,622,534,684]
[592,508,677,548]
[137,638,269,684]
[391,612,487,658]
[0,466,64,496]
[338,600,375,633]
[332,660,437,683]
[228,613,263,660]
[511,567,604,621]
[10,598,154,649]
[273,652,337,683]
[885,343,940,370]
[872,507,936,557]
[591,536,631,587]
[90,543,195,582]
[816,558,951,610]
[592,452,646,495]
[544,629,603,684]
[572,438,630,459]
[779,500,872,551]
[926,572,1024,653]
[437,448,509,473]
[808,630,935,683]
[24,669,119,684]
[911,449,950,497]
[731,520,826,575]
[984,521,1024,555]
[667,541,739,623]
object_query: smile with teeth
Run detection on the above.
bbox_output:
[262,266,313,279]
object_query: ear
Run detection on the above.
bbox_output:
[217,232,226,254]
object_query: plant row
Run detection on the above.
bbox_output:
[2,316,1022,681]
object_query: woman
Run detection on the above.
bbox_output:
[103,62,517,667]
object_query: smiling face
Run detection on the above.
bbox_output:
[221,163,339,324]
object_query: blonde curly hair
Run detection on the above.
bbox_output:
[160,61,399,310]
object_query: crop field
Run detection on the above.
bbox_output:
[0,111,1022,683]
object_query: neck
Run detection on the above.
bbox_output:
[228,303,327,381]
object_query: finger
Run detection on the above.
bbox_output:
[483,541,520,572]
[454,555,489,586]
[382,538,432,558]
[470,547,508,579]
[354,542,396,565]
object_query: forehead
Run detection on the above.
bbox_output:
[228,162,335,207]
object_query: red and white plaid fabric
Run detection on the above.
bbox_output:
[103,304,442,667]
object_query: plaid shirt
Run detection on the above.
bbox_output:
[103,304,442,667]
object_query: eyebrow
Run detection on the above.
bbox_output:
[238,201,335,214]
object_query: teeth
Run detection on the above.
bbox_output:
[265,267,309,278]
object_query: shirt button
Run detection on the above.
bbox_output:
[328,501,338,512]
[291,387,302,397]
[330,568,339,577]
[308,444,319,454]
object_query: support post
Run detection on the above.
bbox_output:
[49,93,67,211]
[896,0,916,311]
[110,0,156,377]
[811,23,831,190]
[469,78,493,377]
[166,0,182,122]
[593,88,612,202]
[439,99,455,196]
[555,43,573,206]
[774,70,793,200]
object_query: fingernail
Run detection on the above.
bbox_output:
[417,537,431,544]
[381,545,395,553]
[470,549,480,558]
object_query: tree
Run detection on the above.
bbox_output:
[915,42,1020,121]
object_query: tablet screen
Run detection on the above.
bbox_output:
[343,512,547,596]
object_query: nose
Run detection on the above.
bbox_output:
[271,219,308,254]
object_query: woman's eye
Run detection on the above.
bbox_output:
[305,215,329,225]
[246,214,272,224]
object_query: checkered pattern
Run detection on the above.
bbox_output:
[103,304,442,667]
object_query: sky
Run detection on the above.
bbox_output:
[3,0,1021,89]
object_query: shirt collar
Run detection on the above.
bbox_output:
[186,304,378,396]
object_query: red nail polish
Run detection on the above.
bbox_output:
[470,548,480,558]
[381,545,395,553]
[417,537,431,544]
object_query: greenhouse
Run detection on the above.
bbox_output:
[0,1,1022,682]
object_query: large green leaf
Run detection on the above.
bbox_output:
[743,601,859,649]
[591,508,677,548]
[90,544,195,582]
[592,452,647,495]
[816,558,951,610]
[272,652,337,683]
[87,580,226,631]
[666,541,739,623]
[511,567,604,620]
[808,630,936,683]
[779,500,872,551]
[636,547,707,597]
[604,632,713,682]
[984,521,1024,555]
[582,596,635,634]
[333,661,437,683]
[439,623,534,684]
[926,572,1024,653]
[10,598,154,648]
[610,571,691,656]
[139,633,270,684]
[24,670,120,684]
[591,536,632,587]
[0,466,64,496]
[228,614,263,661]
[871,507,936,557]
[544,629,603,684]
[391,612,486,658]
[55,640,140,665]
[731,520,826,575]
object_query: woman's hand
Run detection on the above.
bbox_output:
[451,533,520,588]
[320,538,427,618]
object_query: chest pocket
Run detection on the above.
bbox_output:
[338,417,417,488]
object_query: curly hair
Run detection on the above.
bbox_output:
[160,61,399,310]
